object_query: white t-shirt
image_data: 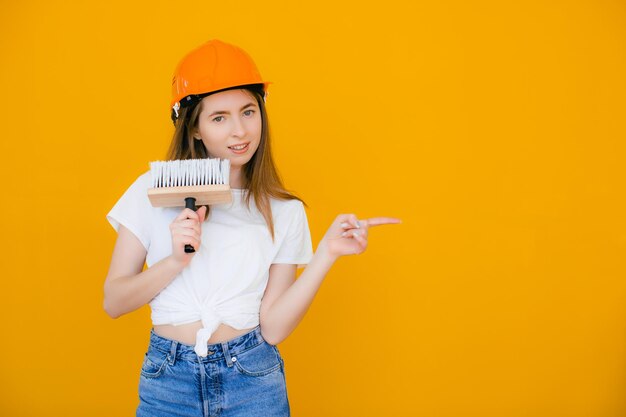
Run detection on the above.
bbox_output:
[106,171,314,356]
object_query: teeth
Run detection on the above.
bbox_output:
[230,144,247,150]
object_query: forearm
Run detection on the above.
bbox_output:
[261,244,338,345]
[103,256,186,318]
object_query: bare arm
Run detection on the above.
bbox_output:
[103,225,186,318]
[259,214,402,345]
[259,247,337,345]
[103,206,207,318]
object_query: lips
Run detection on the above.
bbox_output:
[228,142,250,153]
[228,142,249,149]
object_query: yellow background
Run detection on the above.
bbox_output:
[1,0,625,416]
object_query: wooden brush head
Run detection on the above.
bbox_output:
[147,184,232,208]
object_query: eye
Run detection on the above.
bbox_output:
[212,116,224,122]
[243,109,255,117]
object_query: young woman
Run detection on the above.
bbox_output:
[104,39,401,417]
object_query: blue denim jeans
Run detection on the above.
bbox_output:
[136,325,290,417]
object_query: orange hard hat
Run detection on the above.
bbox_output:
[170,39,271,122]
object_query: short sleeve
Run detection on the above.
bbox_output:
[106,172,153,251]
[272,201,314,269]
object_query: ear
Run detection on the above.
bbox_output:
[191,128,202,141]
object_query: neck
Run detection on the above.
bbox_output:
[229,166,245,189]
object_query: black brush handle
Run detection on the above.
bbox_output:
[184,197,197,253]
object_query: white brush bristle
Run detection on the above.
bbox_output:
[149,158,230,188]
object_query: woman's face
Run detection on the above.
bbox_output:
[193,89,262,168]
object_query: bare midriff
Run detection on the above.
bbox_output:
[153,321,256,345]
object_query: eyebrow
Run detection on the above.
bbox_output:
[207,102,257,117]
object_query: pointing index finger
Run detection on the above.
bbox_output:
[362,217,403,227]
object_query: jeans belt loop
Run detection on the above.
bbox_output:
[221,341,234,367]
[169,340,178,366]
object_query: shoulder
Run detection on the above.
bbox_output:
[270,196,304,214]
[118,170,152,197]
[270,197,306,225]
[132,170,152,189]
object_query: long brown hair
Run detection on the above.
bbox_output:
[165,86,306,242]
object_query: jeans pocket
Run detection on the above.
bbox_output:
[233,342,282,377]
[140,347,170,379]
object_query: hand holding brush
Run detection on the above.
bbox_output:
[169,205,207,265]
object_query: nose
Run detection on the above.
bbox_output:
[230,116,246,138]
